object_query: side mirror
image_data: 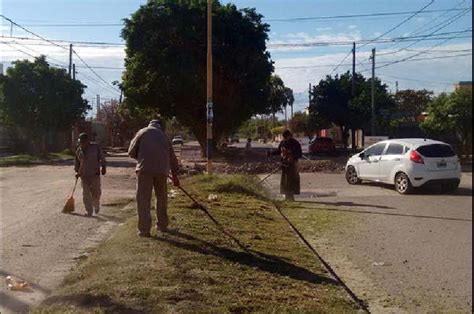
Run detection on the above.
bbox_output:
[359,152,366,159]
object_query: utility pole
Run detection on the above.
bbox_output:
[68,44,73,78]
[352,42,356,96]
[10,22,13,37]
[370,48,376,136]
[396,81,399,94]
[72,64,76,81]
[96,94,101,120]
[206,0,214,174]
[351,42,357,149]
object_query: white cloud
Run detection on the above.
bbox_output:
[273,43,472,94]
[0,40,125,99]
[269,31,362,52]
[316,27,332,32]
[348,25,358,30]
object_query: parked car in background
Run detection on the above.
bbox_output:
[345,139,461,194]
[230,135,240,144]
[172,135,184,146]
[309,137,336,155]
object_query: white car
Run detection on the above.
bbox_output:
[345,139,461,194]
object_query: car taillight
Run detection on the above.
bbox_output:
[410,150,424,164]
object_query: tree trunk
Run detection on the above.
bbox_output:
[351,128,357,151]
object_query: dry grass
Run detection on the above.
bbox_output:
[34,175,358,313]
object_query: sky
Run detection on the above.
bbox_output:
[0,0,472,113]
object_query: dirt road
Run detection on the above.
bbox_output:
[263,172,472,312]
[0,156,137,313]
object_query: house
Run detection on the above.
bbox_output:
[454,81,472,91]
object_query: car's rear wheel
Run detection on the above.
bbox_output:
[346,166,361,185]
[395,173,413,195]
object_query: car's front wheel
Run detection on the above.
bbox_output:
[395,172,413,195]
[346,166,361,185]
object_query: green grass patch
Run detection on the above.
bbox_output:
[0,153,74,167]
[34,175,358,313]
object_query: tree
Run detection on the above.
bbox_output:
[309,72,395,148]
[121,0,274,152]
[288,112,308,135]
[393,89,433,125]
[0,56,89,153]
[421,89,472,156]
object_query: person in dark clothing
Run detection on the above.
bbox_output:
[269,130,303,201]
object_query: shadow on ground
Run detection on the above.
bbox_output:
[154,230,338,287]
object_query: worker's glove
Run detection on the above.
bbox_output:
[75,172,81,179]
[101,167,107,176]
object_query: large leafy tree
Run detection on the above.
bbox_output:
[0,56,89,153]
[421,89,472,156]
[309,72,395,148]
[393,89,433,124]
[121,0,274,150]
[266,75,294,126]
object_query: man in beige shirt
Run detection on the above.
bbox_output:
[75,133,107,217]
[128,120,180,237]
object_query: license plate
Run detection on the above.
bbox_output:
[437,162,447,168]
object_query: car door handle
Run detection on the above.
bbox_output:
[394,158,401,161]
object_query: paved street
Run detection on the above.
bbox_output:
[0,156,136,313]
[264,172,472,312]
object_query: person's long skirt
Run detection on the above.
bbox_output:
[280,162,300,196]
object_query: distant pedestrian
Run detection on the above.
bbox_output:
[128,120,180,237]
[245,138,252,151]
[269,130,302,201]
[74,133,107,217]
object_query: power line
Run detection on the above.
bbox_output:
[330,50,353,75]
[382,0,468,51]
[265,7,470,22]
[378,73,456,85]
[0,29,470,49]
[375,27,473,70]
[276,52,472,70]
[268,30,472,48]
[73,49,121,95]
[359,0,435,49]
[0,14,70,51]
[378,6,472,56]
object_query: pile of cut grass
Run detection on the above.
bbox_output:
[35,175,358,313]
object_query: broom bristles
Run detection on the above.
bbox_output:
[63,196,75,213]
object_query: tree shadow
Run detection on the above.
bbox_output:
[154,230,338,287]
[291,204,472,222]
[361,182,473,197]
[42,294,147,314]
[296,200,395,210]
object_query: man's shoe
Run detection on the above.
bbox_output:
[138,232,151,238]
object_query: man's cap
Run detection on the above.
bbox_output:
[78,133,89,142]
[149,119,162,128]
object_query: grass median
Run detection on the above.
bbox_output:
[0,151,74,167]
[35,174,358,313]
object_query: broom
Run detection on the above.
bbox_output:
[63,161,82,213]
[62,177,79,213]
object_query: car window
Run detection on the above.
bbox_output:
[416,144,456,157]
[385,144,405,155]
[365,143,386,156]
